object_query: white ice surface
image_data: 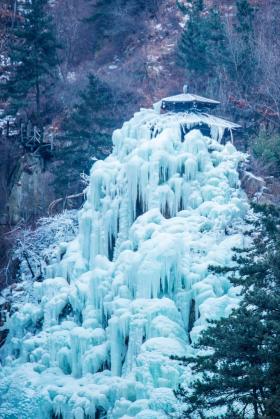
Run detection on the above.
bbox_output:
[0,108,248,418]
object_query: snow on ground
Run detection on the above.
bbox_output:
[0,107,249,418]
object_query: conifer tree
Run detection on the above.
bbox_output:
[231,0,256,96]
[4,0,60,129]
[53,74,118,196]
[86,0,115,49]
[174,205,280,418]
[177,0,228,89]
[178,0,208,75]
[86,0,159,53]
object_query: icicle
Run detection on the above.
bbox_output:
[109,316,126,376]
[126,156,143,223]
[184,156,198,181]
[122,319,145,375]
[230,128,234,144]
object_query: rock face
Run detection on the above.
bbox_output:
[240,167,266,198]
[239,158,280,205]
[0,108,249,418]
[3,154,55,225]
[0,152,57,289]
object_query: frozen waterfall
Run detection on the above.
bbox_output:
[0,108,248,418]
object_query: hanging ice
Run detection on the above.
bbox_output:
[0,107,248,418]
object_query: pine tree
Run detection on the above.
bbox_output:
[0,0,16,31]
[235,0,255,35]
[86,0,159,54]
[178,0,208,75]
[174,205,280,418]
[53,74,119,196]
[230,0,256,96]
[0,1,17,92]
[3,0,60,129]
[177,0,228,89]
[85,0,119,51]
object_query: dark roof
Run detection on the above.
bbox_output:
[161,93,220,106]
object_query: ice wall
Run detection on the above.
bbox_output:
[0,108,248,419]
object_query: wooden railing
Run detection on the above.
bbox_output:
[0,118,53,153]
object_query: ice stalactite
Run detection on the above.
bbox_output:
[0,108,248,419]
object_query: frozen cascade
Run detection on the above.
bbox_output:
[0,108,249,418]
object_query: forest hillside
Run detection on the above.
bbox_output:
[1,1,280,287]
[1,1,280,418]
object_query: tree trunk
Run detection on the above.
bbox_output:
[253,388,259,419]
[36,77,40,125]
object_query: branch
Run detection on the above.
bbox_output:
[22,250,35,278]
[48,192,85,215]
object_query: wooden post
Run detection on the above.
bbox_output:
[6,120,9,138]
[27,121,31,143]
[20,121,24,144]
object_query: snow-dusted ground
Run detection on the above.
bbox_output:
[0,108,249,418]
